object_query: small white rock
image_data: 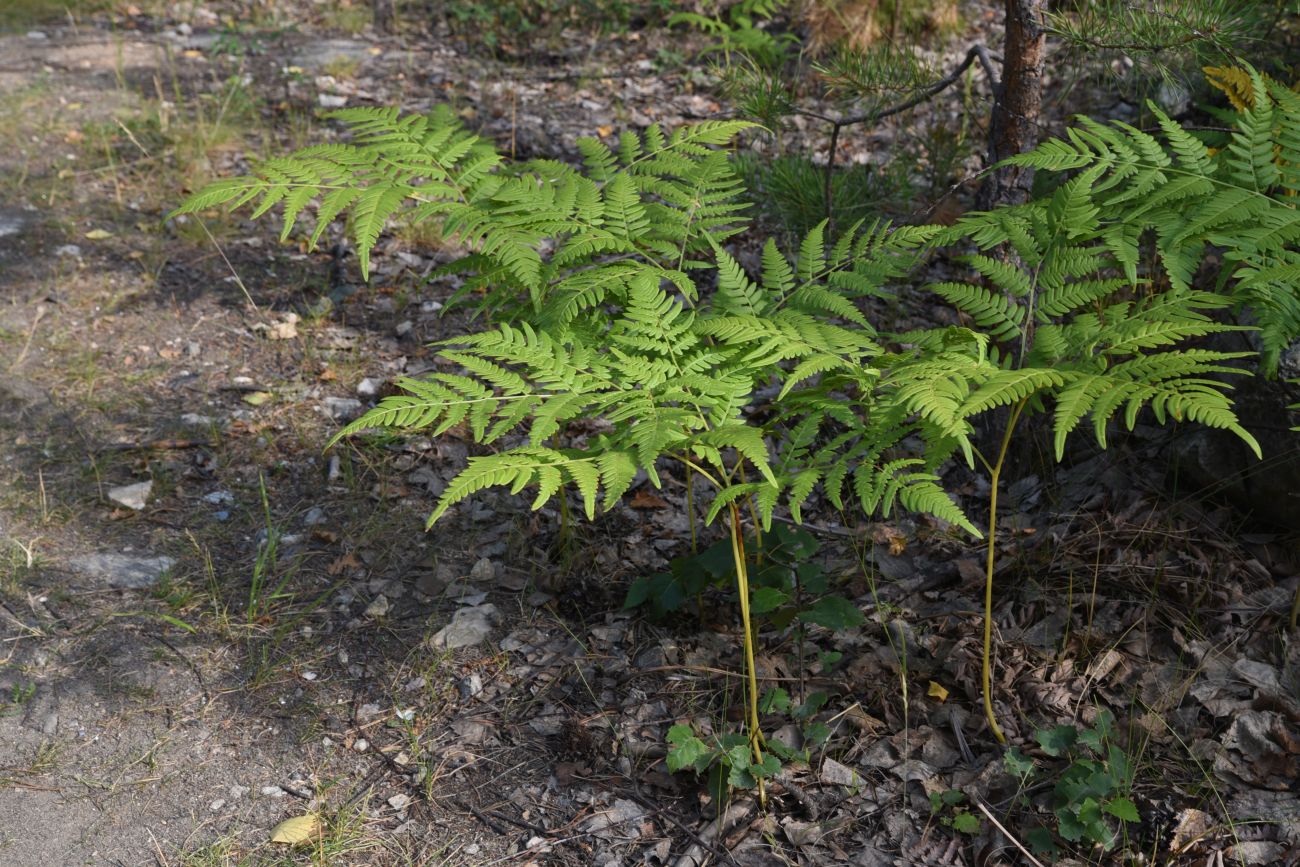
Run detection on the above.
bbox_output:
[108,480,153,511]
[209,799,226,811]
[395,320,413,337]
[387,794,411,810]
[301,671,317,681]
[261,785,286,797]
[357,377,382,398]
[352,738,369,753]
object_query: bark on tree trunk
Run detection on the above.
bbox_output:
[976,0,1046,210]
[373,0,394,34]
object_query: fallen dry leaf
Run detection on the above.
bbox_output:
[629,489,669,509]
[269,814,321,845]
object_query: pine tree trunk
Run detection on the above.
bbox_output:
[977,0,1046,209]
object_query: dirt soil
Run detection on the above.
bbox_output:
[1,3,1299,867]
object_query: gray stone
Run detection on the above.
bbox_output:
[107,480,152,510]
[357,377,381,398]
[584,798,645,839]
[469,557,496,582]
[458,673,483,699]
[322,396,363,421]
[69,552,176,589]
[430,604,500,649]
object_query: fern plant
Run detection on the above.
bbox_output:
[175,91,1278,758]
[905,91,1285,739]
[175,109,973,783]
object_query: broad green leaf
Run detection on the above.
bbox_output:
[797,596,864,630]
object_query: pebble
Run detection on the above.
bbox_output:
[229,785,249,799]
[357,377,381,398]
[322,396,363,421]
[54,244,82,257]
[261,785,286,797]
[469,557,496,582]
[364,594,390,619]
[352,738,369,753]
[394,320,413,337]
[209,799,225,811]
[429,604,500,649]
[108,480,153,511]
[302,506,326,525]
[459,673,483,699]
[202,490,234,505]
[387,794,410,810]
[180,412,214,427]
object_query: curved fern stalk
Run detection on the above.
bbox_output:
[974,397,1027,746]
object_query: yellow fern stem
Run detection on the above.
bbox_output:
[729,504,767,806]
[981,399,1027,746]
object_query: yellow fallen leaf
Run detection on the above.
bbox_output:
[927,681,949,702]
[242,391,272,406]
[269,813,322,845]
[84,228,114,240]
